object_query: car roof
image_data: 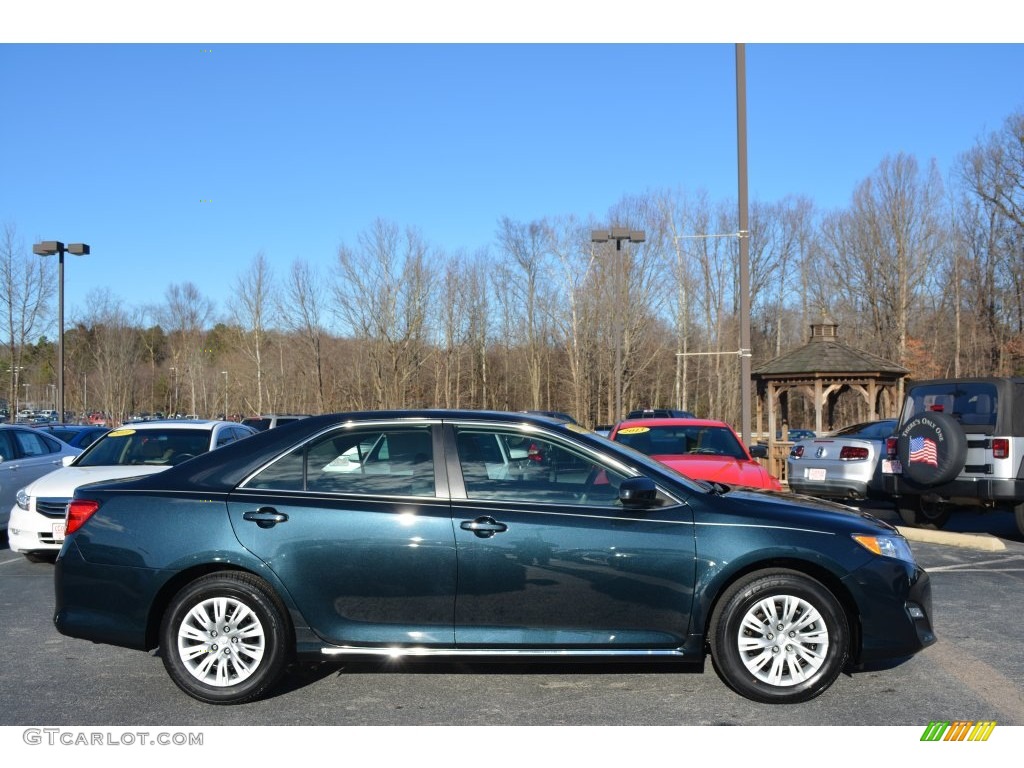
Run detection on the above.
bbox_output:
[614,417,732,430]
[105,409,593,493]
[112,419,235,431]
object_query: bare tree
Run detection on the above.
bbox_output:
[229,252,277,415]
[159,282,214,416]
[279,259,328,412]
[79,288,145,425]
[814,154,947,378]
[0,223,55,415]
[334,220,436,408]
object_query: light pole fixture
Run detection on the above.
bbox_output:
[591,228,646,422]
[33,240,90,425]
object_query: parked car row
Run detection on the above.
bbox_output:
[5,419,257,561]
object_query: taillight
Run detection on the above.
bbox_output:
[66,499,100,535]
[886,437,897,457]
[992,438,1009,459]
[790,446,804,458]
[839,446,870,461]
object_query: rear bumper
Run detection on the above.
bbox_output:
[788,477,869,500]
[884,474,1024,506]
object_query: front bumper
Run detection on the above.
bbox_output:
[7,504,65,554]
[844,556,935,663]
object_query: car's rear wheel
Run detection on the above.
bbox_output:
[1014,503,1024,538]
[709,569,848,704]
[159,572,290,704]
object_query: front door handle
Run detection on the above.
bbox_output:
[460,516,508,538]
[243,508,289,528]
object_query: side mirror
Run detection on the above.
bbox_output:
[619,476,658,507]
[748,444,768,459]
[62,455,76,467]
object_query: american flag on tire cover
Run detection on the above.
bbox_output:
[909,436,938,466]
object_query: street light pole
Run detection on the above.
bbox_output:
[33,240,89,424]
[591,228,645,423]
[736,43,752,445]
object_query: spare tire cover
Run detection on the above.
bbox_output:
[896,411,967,486]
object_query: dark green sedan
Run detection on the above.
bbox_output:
[53,410,935,705]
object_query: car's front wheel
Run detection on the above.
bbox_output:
[709,569,849,704]
[159,572,290,704]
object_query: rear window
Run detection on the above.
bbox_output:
[902,383,998,428]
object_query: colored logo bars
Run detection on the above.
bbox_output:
[920,721,997,741]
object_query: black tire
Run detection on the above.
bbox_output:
[24,551,58,564]
[159,572,290,704]
[1015,503,1024,539]
[896,411,967,487]
[709,569,849,704]
[896,498,919,527]
[895,495,952,529]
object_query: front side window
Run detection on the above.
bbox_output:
[454,427,627,506]
[247,426,435,497]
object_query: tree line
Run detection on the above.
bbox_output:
[3,109,1022,431]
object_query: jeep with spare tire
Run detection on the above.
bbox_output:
[881,376,1024,536]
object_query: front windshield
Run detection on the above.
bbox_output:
[75,427,211,467]
[613,424,746,460]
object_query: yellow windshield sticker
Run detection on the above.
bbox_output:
[616,426,650,435]
[106,429,136,438]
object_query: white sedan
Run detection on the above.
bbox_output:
[7,419,256,562]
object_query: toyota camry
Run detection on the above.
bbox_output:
[53,410,935,705]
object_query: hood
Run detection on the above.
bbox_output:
[654,454,781,491]
[718,485,900,533]
[23,464,171,498]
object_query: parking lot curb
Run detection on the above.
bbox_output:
[895,525,1007,552]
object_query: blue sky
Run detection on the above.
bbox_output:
[2,5,1023,323]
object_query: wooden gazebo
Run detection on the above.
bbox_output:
[752,317,908,448]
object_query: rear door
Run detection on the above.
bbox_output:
[228,421,457,646]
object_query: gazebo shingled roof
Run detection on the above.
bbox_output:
[751,317,908,439]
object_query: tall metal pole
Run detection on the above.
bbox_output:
[736,43,752,445]
[57,247,65,422]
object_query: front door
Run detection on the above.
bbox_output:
[447,424,696,648]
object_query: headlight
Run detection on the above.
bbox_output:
[852,533,916,563]
[16,489,30,511]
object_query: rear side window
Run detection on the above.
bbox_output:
[903,383,998,428]
[246,427,435,497]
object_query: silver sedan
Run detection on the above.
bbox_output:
[787,419,897,501]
